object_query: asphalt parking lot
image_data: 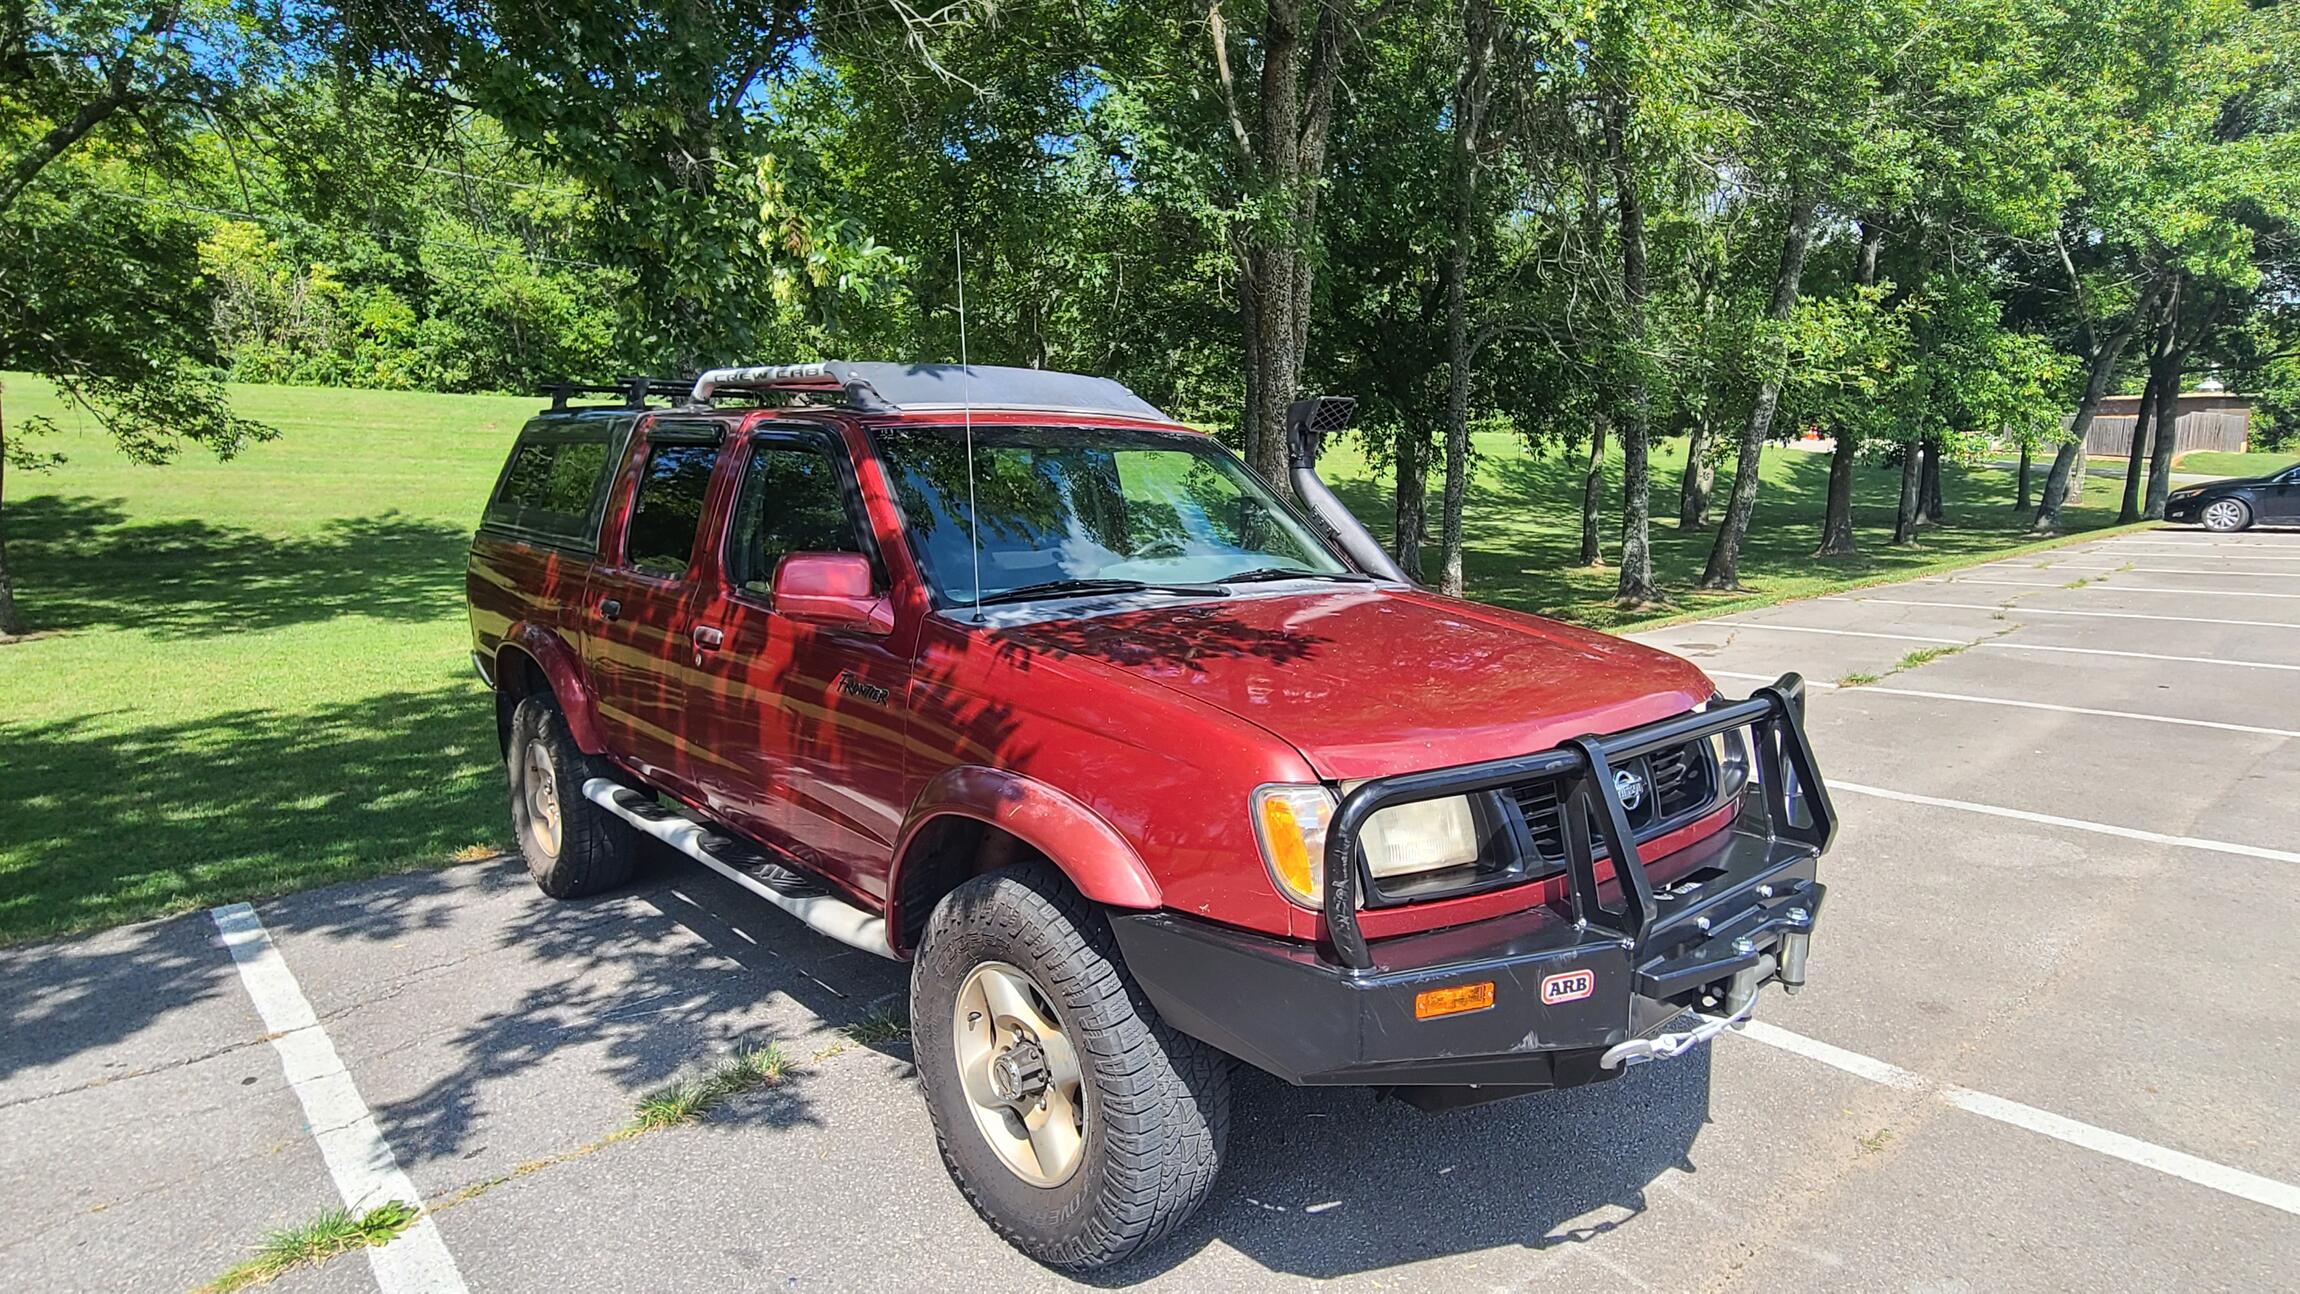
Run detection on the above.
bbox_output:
[5,525,2296,1292]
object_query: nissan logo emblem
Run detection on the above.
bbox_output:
[1614,767,1647,811]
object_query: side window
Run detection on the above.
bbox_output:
[728,442,866,595]
[625,443,720,578]
[487,436,613,546]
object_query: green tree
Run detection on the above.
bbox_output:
[0,1,276,635]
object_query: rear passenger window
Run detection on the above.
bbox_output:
[485,433,615,548]
[727,443,866,594]
[625,444,719,577]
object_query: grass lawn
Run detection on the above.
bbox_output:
[2169,449,2299,479]
[0,375,2131,943]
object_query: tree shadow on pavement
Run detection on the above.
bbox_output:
[1086,1054,1711,1283]
[252,847,910,1176]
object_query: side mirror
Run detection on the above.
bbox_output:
[771,552,894,636]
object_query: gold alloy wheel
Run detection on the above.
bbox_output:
[523,739,563,858]
[951,960,1087,1187]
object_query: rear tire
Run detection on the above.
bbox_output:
[912,864,1229,1271]
[507,694,636,898]
[2201,498,2252,532]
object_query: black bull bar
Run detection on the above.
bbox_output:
[1320,674,1837,971]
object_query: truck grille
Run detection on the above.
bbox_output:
[1511,738,1716,862]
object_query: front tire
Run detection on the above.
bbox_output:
[506,694,636,898]
[912,864,1229,1271]
[2202,498,2252,532]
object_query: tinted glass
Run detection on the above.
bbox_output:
[728,443,864,594]
[625,444,719,577]
[488,439,611,544]
[874,426,1343,604]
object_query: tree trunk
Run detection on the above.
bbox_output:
[1920,439,1943,522]
[2121,283,2177,523]
[2035,271,2169,534]
[1679,396,1715,529]
[1604,77,1656,605]
[1214,1,1353,495]
[2014,443,2031,510]
[2143,288,2211,521]
[1815,219,1884,558]
[1701,186,1818,591]
[2143,345,2185,520]
[1892,446,1922,544]
[1437,0,1495,598]
[0,385,24,637]
[1394,427,1428,581]
[1580,415,1609,566]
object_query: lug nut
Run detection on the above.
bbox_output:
[1732,936,1756,956]
[1786,906,1811,927]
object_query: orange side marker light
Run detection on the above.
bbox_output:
[1414,981,1496,1019]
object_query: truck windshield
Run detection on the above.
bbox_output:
[874,425,1349,605]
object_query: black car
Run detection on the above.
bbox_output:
[2163,462,2300,531]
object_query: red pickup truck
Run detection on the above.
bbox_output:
[466,363,1834,1270]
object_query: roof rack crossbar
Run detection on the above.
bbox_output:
[538,375,691,413]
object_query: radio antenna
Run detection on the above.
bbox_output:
[956,230,983,616]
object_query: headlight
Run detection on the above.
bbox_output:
[1353,790,1480,879]
[1252,784,1481,907]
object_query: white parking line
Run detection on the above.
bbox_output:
[1704,621,2300,672]
[1827,782,2300,864]
[1826,596,2300,632]
[1705,622,1962,645]
[1941,579,2300,600]
[2065,551,2300,561]
[1832,686,2300,738]
[2030,565,2300,578]
[1737,1022,2300,1218]
[213,903,468,1294]
[1703,669,2298,736]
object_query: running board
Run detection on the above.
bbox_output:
[581,778,895,960]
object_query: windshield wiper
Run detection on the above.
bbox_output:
[973,578,1230,607]
[1219,566,1375,584]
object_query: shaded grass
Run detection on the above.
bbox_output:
[0,372,2140,941]
[1317,434,2134,631]
[840,1003,911,1046]
[201,1200,418,1293]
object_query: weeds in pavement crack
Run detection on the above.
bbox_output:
[201,1200,418,1292]
[840,1004,911,1046]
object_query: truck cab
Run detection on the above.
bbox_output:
[466,362,1835,1271]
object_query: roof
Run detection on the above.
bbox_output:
[692,362,1170,422]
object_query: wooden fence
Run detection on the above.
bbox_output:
[2079,409,2248,458]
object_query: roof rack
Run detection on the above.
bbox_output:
[687,361,1169,422]
[538,375,691,413]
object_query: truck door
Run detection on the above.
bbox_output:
[580,418,728,794]
[679,425,911,902]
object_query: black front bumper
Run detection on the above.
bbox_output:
[1111,676,1835,1096]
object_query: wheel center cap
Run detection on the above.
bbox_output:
[990,1040,1049,1103]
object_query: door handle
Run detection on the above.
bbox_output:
[599,599,621,621]
[691,625,725,650]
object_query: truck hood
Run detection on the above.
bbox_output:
[990,587,1717,781]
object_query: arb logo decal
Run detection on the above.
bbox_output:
[1541,970,1595,1005]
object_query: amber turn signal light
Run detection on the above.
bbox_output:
[1413,981,1496,1019]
